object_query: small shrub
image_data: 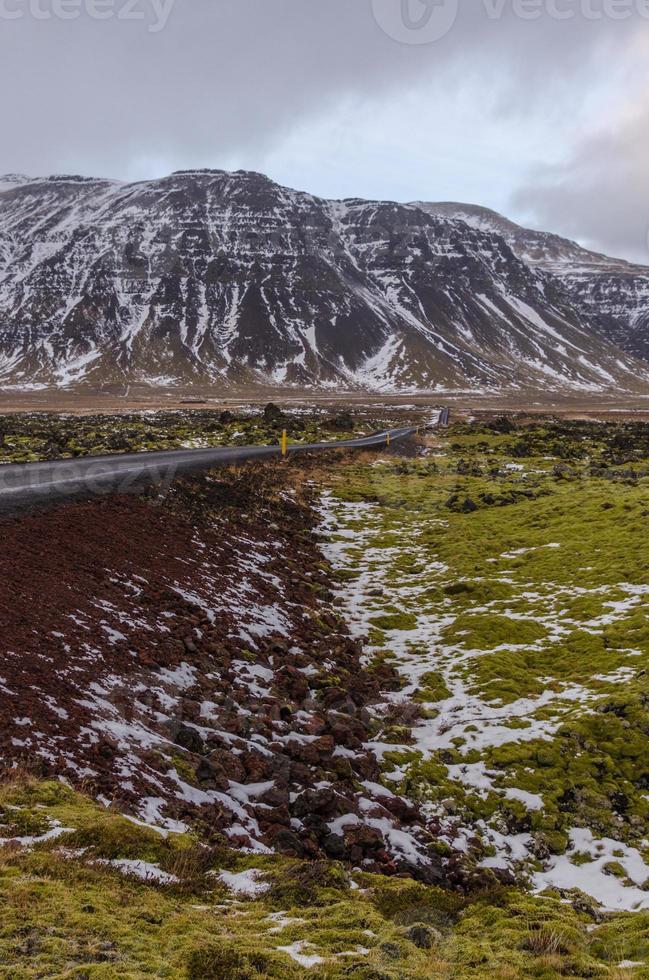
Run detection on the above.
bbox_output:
[522,925,575,956]
[266,860,349,907]
[187,944,286,979]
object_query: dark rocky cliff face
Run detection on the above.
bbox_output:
[0,170,647,391]
[419,201,649,365]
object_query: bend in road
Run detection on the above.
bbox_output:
[0,410,449,514]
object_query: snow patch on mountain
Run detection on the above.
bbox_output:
[0,172,647,391]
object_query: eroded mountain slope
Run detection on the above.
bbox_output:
[0,171,647,391]
[419,201,649,361]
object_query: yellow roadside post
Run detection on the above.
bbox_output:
[386,431,391,447]
[281,429,287,458]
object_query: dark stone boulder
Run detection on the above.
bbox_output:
[322,833,347,859]
[271,828,306,858]
[195,757,229,792]
[173,725,204,755]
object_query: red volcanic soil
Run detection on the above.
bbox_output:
[0,466,461,884]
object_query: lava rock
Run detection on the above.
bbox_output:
[271,828,306,858]
[173,725,204,754]
[322,833,347,859]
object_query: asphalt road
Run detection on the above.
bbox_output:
[0,411,449,513]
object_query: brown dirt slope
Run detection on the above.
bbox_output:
[0,464,459,885]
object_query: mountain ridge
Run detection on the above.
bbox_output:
[417,200,649,361]
[0,170,648,392]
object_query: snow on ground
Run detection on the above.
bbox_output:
[266,912,307,933]
[95,858,179,885]
[0,819,73,848]
[276,941,326,969]
[317,490,649,911]
[217,868,270,897]
[534,830,649,912]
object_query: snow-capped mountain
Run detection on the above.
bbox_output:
[418,202,649,363]
[0,170,648,391]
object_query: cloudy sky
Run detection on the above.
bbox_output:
[1,0,648,261]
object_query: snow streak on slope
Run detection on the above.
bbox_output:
[0,171,647,391]
[418,201,649,363]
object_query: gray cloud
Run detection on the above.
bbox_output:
[0,1,439,177]
[512,99,649,263]
[0,0,647,260]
